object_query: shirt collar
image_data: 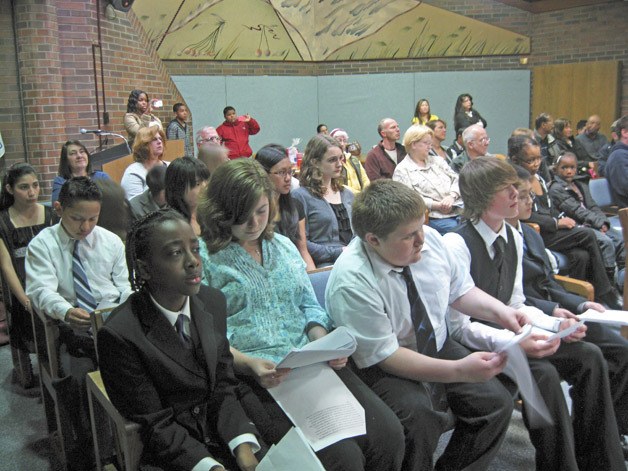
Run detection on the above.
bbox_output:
[473,218,510,247]
[149,294,190,327]
[56,222,97,249]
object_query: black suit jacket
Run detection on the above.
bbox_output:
[97,286,258,470]
[520,223,585,314]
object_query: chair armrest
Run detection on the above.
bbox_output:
[554,275,594,301]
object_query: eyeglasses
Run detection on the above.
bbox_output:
[270,169,292,178]
[471,137,490,144]
[198,136,221,144]
[518,192,534,202]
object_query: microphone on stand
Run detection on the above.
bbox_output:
[79,128,131,155]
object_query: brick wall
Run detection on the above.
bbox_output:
[165,0,627,115]
[1,0,186,197]
[1,0,626,196]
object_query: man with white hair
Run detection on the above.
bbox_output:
[450,124,493,173]
[195,126,221,151]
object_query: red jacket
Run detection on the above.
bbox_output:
[216,118,260,159]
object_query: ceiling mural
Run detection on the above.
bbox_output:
[133,0,530,61]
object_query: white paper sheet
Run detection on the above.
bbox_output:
[545,320,584,341]
[496,324,532,353]
[268,363,366,451]
[257,427,325,471]
[578,309,628,326]
[275,326,357,369]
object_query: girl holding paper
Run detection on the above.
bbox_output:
[198,158,404,471]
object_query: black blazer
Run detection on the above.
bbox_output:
[97,286,258,470]
[521,223,585,314]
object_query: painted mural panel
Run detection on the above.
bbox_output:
[133,0,529,61]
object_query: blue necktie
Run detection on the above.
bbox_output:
[72,240,98,312]
[175,314,192,349]
[401,266,437,357]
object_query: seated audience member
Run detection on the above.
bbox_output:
[123,89,162,144]
[450,124,492,173]
[533,113,559,168]
[411,98,438,125]
[95,179,131,242]
[293,135,355,267]
[198,159,405,471]
[446,156,626,470]
[196,125,222,150]
[198,142,230,175]
[597,118,620,177]
[426,119,451,164]
[509,135,622,308]
[606,114,628,208]
[393,125,462,235]
[329,128,370,194]
[550,118,589,174]
[52,140,110,204]
[364,118,406,181]
[25,177,131,467]
[166,102,193,158]
[453,93,487,132]
[216,106,260,159]
[98,210,263,471]
[121,126,169,200]
[549,152,624,273]
[510,165,628,446]
[511,128,552,182]
[576,119,588,135]
[165,156,210,236]
[256,144,316,270]
[128,165,167,221]
[326,179,524,471]
[448,127,465,160]
[0,163,54,386]
[575,114,608,162]
[316,123,328,135]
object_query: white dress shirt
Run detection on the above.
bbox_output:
[149,295,261,471]
[443,219,558,351]
[25,223,131,321]
[326,226,474,368]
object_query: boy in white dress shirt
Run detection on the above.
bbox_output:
[26,177,130,469]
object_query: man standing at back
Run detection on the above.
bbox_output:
[364,118,406,181]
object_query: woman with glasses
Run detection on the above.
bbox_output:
[293,135,355,267]
[255,144,316,270]
[393,125,463,235]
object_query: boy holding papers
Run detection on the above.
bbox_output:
[444,156,625,470]
[326,179,527,471]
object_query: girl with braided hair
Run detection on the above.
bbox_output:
[97,209,264,471]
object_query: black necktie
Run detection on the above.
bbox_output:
[400,266,437,357]
[175,314,192,349]
[493,236,506,270]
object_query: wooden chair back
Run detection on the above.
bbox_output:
[88,309,143,470]
[30,308,71,468]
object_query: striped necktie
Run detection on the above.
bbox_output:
[72,240,98,312]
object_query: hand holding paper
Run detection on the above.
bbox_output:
[276,326,357,369]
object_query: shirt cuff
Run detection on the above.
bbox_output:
[192,457,222,471]
[228,433,260,456]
